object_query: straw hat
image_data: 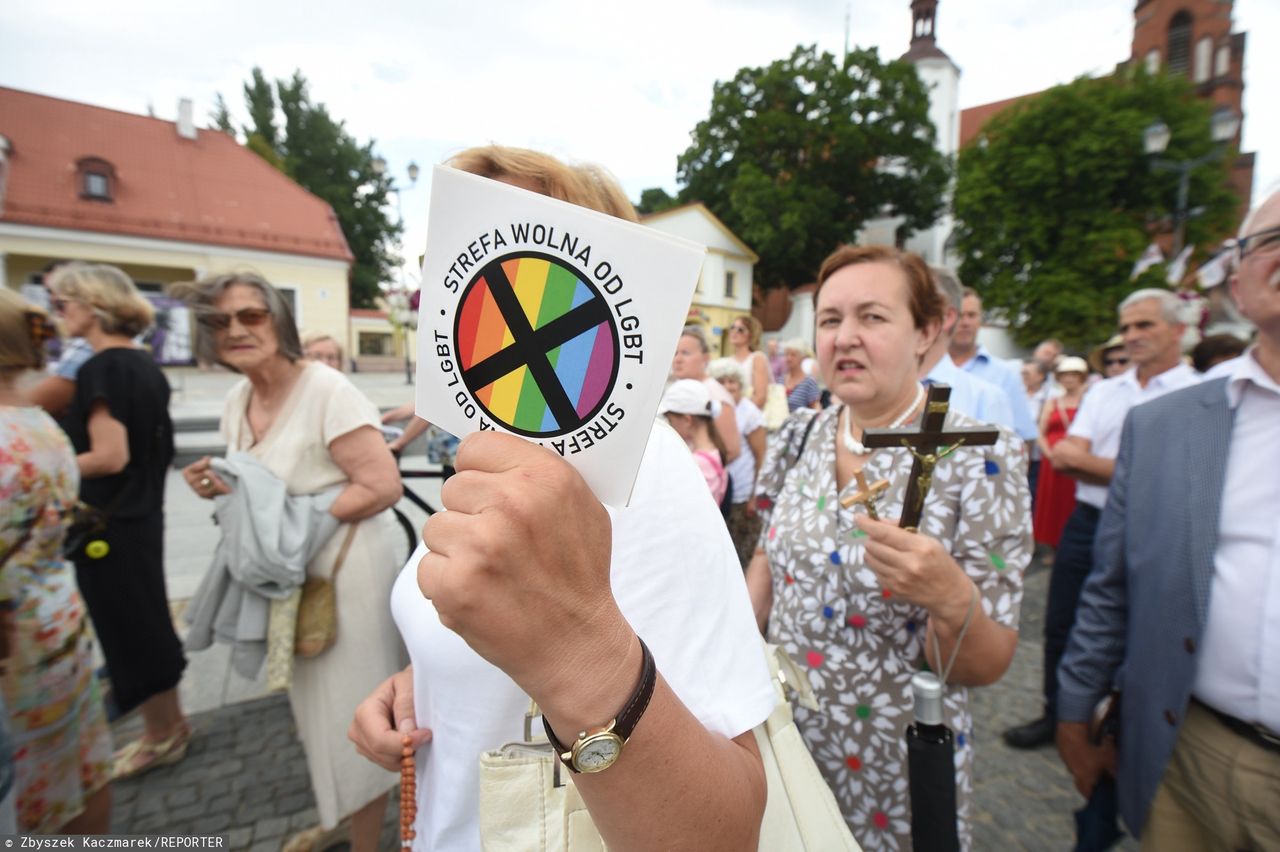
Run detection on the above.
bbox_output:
[1087,334,1125,373]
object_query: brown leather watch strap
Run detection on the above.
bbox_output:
[543,636,656,769]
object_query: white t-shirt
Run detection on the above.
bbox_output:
[1066,363,1199,508]
[390,420,777,851]
[728,398,763,504]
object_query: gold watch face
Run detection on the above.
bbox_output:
[572,732,624,773]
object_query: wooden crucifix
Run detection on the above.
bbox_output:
[857,384,999,531]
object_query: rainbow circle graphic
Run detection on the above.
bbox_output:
[454,251,619,437]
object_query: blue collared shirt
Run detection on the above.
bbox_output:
[925,355,1015,433]
[50,337,94,380]
[954,346,1038,441]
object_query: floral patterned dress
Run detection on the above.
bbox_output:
[757,405,1030,850]
[0,407,112,832]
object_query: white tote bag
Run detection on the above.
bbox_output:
[477,642,861,851]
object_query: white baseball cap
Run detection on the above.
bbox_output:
[658,379,716,417]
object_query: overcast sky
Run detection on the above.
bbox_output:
[2,0,1275,284]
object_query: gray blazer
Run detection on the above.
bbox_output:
[1057,377,1230,837]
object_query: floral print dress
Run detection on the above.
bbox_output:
[0,407,112,832]
[757,405,1030,850]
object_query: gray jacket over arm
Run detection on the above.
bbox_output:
[184,451,342,678]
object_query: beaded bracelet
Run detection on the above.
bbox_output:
[400,735,417,846]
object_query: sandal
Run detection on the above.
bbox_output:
[281,819,351,852]
[111,723,193,781]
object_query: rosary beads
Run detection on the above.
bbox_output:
[399,731,414,844]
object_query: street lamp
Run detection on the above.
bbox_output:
[371,157,420,383]
[1143,107,1241,257]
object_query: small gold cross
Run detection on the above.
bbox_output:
[841,469,889,520]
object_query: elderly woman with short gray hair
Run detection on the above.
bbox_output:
[171,271,406,852]
[781,338,821,411]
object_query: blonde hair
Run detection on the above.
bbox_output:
[448,146,639,222]
[49,263,154,337]
[0,288,53,373]
[301,329,346,368]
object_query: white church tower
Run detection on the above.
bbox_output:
[858,0,961,267]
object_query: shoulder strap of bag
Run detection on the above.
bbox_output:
[795,410,821,459]
[329,522,360,581]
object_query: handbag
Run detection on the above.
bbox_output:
[294,523,359,658]
[763,383,790,431]
[477,641,861,851]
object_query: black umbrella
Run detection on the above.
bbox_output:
[906,671,960,852]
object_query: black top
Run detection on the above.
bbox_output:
[63,348,175,520]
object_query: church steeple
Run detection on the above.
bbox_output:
[902,0,951,62]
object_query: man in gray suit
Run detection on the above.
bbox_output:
[1057,190,1280,847]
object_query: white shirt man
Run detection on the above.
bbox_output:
[1003,289,1197,756]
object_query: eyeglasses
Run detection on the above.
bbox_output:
[1104,357,1129,367]
[1238,226,1280,261]
[729,325,748,333]
[50,297,73,313]
[198,307,271,330]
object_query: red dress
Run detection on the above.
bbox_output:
[1033,401,1079,548]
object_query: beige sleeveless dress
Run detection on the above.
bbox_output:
[222,362,407,827]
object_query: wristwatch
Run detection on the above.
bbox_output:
[542,637,656,774]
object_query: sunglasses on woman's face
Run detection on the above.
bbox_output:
[1105,357,1129,367]
[51,297,73,313]
[198,307,271,331]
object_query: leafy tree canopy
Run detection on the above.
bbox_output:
[668,44,949,290]
[218,69,400,309]
[953,70,1238,349]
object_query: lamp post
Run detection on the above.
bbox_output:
[371,157,420,384]
[1143,106,1241,258]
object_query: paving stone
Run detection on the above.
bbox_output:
[226,827,253,850]
[166,786,200,808]
[276,792,312,814]
[253,815,289,842]
[287,808,319,831]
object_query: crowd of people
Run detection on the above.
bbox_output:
[0,148,1275,851]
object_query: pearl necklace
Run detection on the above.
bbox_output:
[842,383,925,455]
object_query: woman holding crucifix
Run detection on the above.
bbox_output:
[746,245,1031,849]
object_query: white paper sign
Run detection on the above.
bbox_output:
[415,166,706,506]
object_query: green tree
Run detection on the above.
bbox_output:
[953,70,1239,349]
[674,45,949,290]
[230,68,400,308]
[209,94,235,136]
[243,68,278,151]
[635,187,678,216]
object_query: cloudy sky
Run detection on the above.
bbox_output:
[2,0,1275,282]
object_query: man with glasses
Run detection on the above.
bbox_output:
[1056,190,1280,847]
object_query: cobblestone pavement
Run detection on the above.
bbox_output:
[109,555,1139,850]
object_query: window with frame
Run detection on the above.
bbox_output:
[1193,36,1212,82]
[1167,11,1192,76]
[76,156,116,202]
[359,332,394,356]
[725,270,737,300]
[1214,44,1230,78]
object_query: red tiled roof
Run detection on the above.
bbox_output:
[0,87,353,263]
[958,92,1042,148]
